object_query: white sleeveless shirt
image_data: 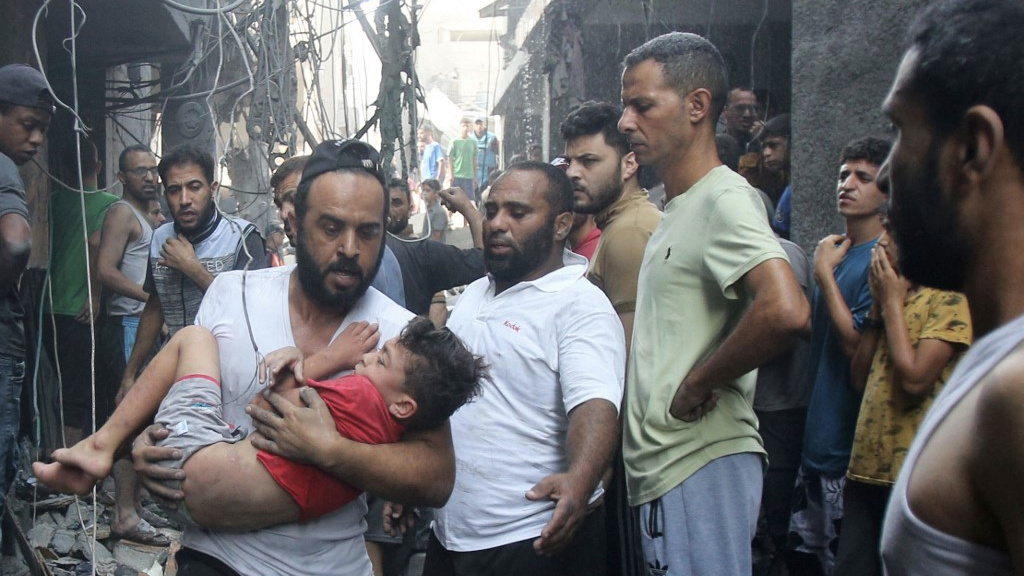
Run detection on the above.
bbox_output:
[880,315,1024,575]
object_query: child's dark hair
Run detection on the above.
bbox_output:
[398,317,487,430]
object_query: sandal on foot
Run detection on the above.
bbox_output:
[111,518,172,546]
[138,506,172,529]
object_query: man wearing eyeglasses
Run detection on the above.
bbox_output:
[99,145,160,366]
[94,144,171,544]
[719,87,761,150]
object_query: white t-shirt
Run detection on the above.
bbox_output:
[435,250,625,551]
[182,265,413,576]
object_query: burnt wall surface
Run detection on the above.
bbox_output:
[581,19,792,119]
[790,0,927,252]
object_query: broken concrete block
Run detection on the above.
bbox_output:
[64,502,98,529]
[51,528,77,556]
[112,540,168,573]
[26,522,55,549]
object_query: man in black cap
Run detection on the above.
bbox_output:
[132,139,455,576]
[0,63,53,529]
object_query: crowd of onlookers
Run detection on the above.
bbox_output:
[5,2,1024,575]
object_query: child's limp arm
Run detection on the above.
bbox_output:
[294,321,379,382]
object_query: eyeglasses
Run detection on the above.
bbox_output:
[730,105,761,115]
[126,166,159,178]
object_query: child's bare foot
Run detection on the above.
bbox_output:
[50,438,116,480]
[31,461,99,495]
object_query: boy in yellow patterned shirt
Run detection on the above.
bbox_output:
[835,227,971,576]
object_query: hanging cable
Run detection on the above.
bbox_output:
[158,0,247,16]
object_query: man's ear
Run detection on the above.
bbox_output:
[117,171,127,186]
[958,105,1004,185]
[554,211,573,242]
[687,88,714,124]
[389,395,417,420]
[621,150,640,181]
[286,211,300,244]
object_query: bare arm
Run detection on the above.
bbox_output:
[74,229,104,324]
[970,357,1024,574]
[814,234,865,357]
[120,292,164,397]
[870,246,958,397]
[274,321,380,385]
[440,186,483,249]
[437,152,447,185]
[248,388,456,506]
[527,398,618,555]
[0,213,30,296]
[96,204,149,303]
[672,258,810,420]
[850,302,883,394]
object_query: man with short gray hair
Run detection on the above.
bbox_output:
[619,32,808,575]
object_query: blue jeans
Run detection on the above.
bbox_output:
[121,315,140,362]
[0,354,24,506]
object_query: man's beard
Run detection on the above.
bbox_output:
[387,217,409,235]
[294,230,379,310]
[485,217,556,283]
[888,140,971,292]
[573,165,623,215]
[127,184,158,204]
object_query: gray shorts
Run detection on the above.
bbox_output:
[639,452,762,576]
[154,375,242,523]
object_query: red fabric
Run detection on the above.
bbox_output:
[571,227,602,260]
[256,374,404,521]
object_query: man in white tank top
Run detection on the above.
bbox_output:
[95,145,167,545]
[879,1,1024,574]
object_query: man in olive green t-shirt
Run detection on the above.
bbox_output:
[618,33,809,575]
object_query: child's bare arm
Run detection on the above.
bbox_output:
[262,346,306,385]
[302,321,380,378]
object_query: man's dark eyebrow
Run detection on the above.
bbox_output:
[318,213,342,224]
[855,170,875,181]
[502,201,533,212]
[381,340,393,365]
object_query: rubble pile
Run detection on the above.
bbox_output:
[5,447,180,576]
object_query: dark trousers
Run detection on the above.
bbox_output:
[175,548,242,576]
[756,407,807,575]
[833,480,890,576]
[423,506,606,576]
[42,314,121,430]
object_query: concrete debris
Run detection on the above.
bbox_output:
[113,539,171,573]
[7,471,180,576]
[26,521,55,548]
[51,528,77,555]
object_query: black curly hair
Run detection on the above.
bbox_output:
[397,317,488,431]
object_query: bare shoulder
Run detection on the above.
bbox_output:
[102,202,138,231]
[974,346,1024,428]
